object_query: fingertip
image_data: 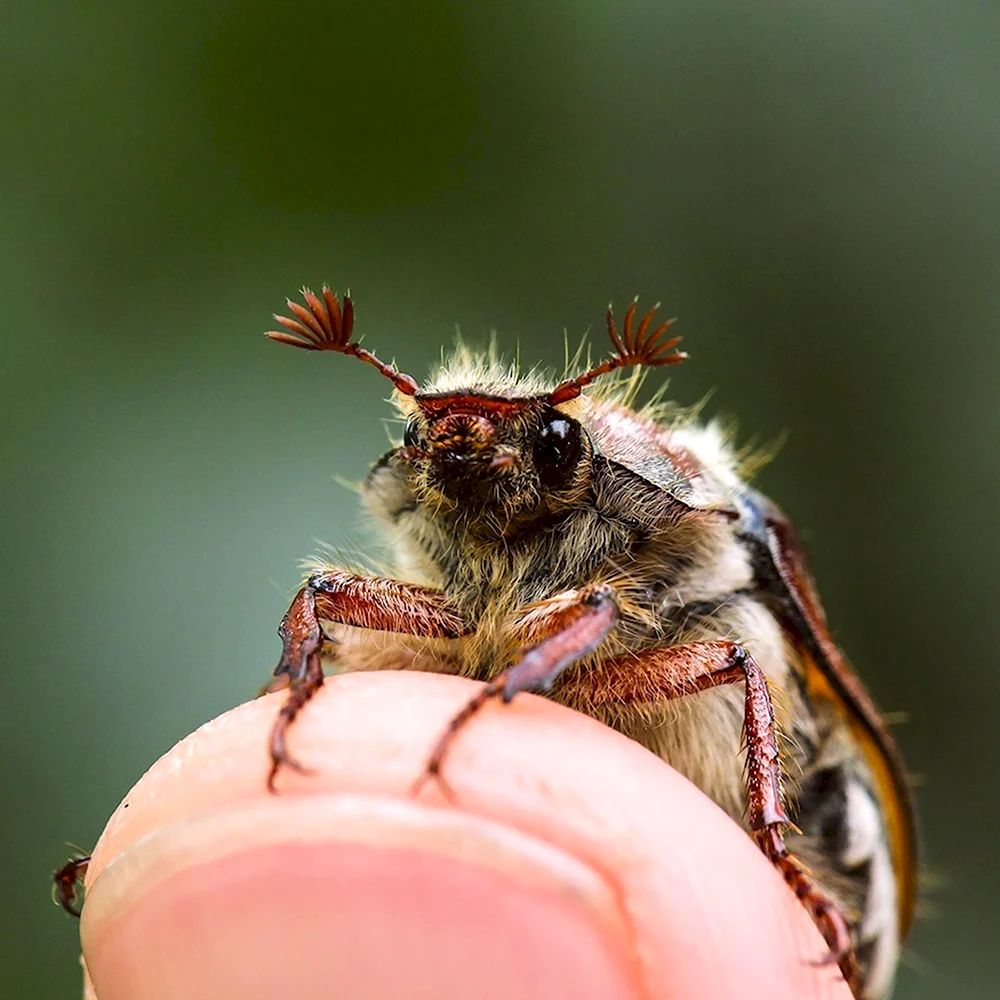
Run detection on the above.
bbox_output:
[79,671,852,1000]
[84,799,640,1000]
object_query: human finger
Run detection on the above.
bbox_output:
[78,670,850,1000]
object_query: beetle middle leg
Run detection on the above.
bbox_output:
[268,571,467,790]
[561,640,860,993]
[412,583,619,797]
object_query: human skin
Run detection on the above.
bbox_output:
[77,670,851,1000]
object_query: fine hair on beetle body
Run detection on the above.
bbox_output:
[251,284,917,1000]
[361,338,792,819]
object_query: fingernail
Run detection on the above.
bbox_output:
[82,794,642,1000]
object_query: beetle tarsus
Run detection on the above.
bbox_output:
[758,826,860,991]
[414,588,619,791]
[268,667,324,793]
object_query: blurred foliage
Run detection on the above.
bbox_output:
[2,1,998,997]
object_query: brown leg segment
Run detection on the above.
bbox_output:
[53,855,90,917]
[562,641,859,994]
[268,571,467,791]
[412,585,619,797]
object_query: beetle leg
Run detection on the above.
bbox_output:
[560,641,859,994]
[269,571,467,791]
[412,584,619,797]
[267,589,325,789]
[53,855,90,918]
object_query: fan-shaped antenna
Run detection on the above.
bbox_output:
[266,286,418,396]
[548,299,686,405]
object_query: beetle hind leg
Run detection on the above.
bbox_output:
[53,855,91,917]
[560,640,861,994]
[757,825,860,991]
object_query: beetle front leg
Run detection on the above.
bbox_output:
[561,641,859,994]
[413,584,619,797]
[269,571,467,791]
[266,585,327,788]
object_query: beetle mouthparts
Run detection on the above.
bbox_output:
[429,413,497,455]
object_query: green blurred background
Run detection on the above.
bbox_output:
[2,1,997,996]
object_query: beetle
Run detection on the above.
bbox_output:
[55,282,915,998]
[260,285,917,997]
[260,285,916,997]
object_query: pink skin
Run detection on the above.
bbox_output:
[78,671,851,1000]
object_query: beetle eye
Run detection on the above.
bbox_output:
[403,416,421,448]
[533,415,582,487]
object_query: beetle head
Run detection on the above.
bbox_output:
[394,391,588,514]
[266,285,687,521]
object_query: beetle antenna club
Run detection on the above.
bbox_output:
[266,286,419,396]
[548,298,687,404]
